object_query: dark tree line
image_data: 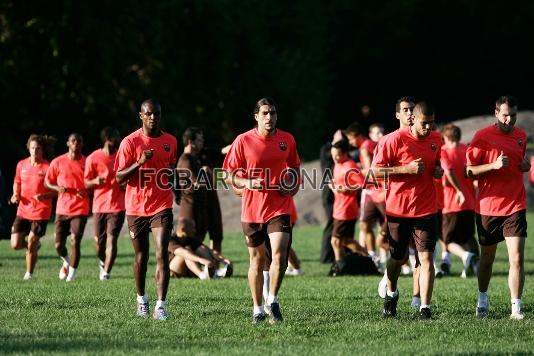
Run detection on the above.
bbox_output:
[1,0,533,183]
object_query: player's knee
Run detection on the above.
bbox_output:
[10,238,24,250]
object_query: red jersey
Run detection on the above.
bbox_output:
[46,153,90,216]
[332,159,364,220]
[14,158,52,220]
[359,139,377,169]
[434,178,444,210]
[466,125,527,216]
[85,149,125,213]
[529,156,534,184]
[360,138,385,203]
[222,128,301,223]
[114,129,177,217]
[372,128,442,218]
[441,143,476,213]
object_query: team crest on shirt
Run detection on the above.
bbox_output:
[518,139,524,147]
[431,142,437,151]
[163,143,171,152]
[279,141,287,151]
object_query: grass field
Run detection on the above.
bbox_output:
[1,213,534,355]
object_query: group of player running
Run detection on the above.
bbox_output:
[326,95,531,320]
[7,95,533,323]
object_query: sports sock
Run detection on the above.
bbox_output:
[156,300,165,309]
[386,288,398,298]
[267,294,278,305]
[253,305,265,315]
[420,304,430,311]
[137,294,148,304]
[67,267,76,278]
[511,299,522,314]
[262,271,269,301]
[60,256,70,266]
[477,291,488,308]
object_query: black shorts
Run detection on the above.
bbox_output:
[55,215,88,241]
[127,208,174,239]
[11,216,48,238]
[94,212,125,243]
[242,214,292,248]
[360,191,386,225]
[332,219,356,238]
[476,210,527,246]
[168,235,202,253]
[442,210,475,245]
[387,214,438,260]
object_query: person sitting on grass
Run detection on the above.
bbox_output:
[169,217,233,279]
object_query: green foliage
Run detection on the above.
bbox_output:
[1,214,534,354]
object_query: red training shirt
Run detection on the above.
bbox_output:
[466,125,527,216]
[222,128,301,223]
[46,153,90,216]
[441,143,476,213]
[85,149,125,213]
[372,128,442,218]
[332,159,364,220]
[14,158,52,220]
[114,129,178,217]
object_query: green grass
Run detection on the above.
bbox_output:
[1,213,534,355]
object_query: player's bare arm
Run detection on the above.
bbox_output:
[466,151,508,177]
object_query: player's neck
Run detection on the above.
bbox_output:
[142,127,162,138]
[257,127,276,138]
[29,157,42,166]
[102,144,116,156]
[445,141,458,149]
[67,151,82,160]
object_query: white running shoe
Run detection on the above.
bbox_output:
[510,311,525,320]
[23,272,32,280]
[59,264,69,280]
[66,268,76,282]
[285,266,304,276]
[378,273,387,299]
[99,270,110,281]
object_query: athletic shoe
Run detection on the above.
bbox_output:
[137,302,150,318]
[462,252,475,277]
[99,270,110,281]
[265,304,272,316]
[59,264,68,280]
[411,296,421,310]
[419,307,432,321]
[510,311,525,320]
[268,303,283,324]
[252,312,267,324]
[66,270,76,282]
[435,268,444,279]
[476,306,488,319]
[216,263,234,278]
[383,292,399,317]
[440,261,450,276]
[199,265,211,280]
[23,272,32,280]
[401,265,412,275]
[153,307,169,321]
[285,266,304,276]
[378,274,387,299]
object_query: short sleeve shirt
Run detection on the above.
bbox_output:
[466,125,527,216]
[114,129,178,216]
[372,128,442,218]
[46,153,90,216]
[84,149,125,213]
[441,143,476,213]
[222,128,301,223]
[14,158,52,220]
[332,159,364,220]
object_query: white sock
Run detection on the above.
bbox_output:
[267,294,278,305]
[461,251,470,264]
[137,294,148,304]
[253,305,265,315]
[441,252,450,264]
[477,291,488,308]
[262,271,270,301]
[67,267,76,278]
[511,299,522,313]
[156,300,165,309]
[420,304,430,311]
[61,256,70,266]
[386,288,398,298]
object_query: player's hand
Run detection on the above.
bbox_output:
[33,193,46,202]
[58,186,67,194]
[406,158,425,174]
[10,193,20,204]
[75,189,87,198]
[93,176,106,186]
[137,149,154,166]
[246,178,264,190]
[433,166,444,179]
[493,151,509,170]
[520,157,531,172]
[454,190,466,206]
